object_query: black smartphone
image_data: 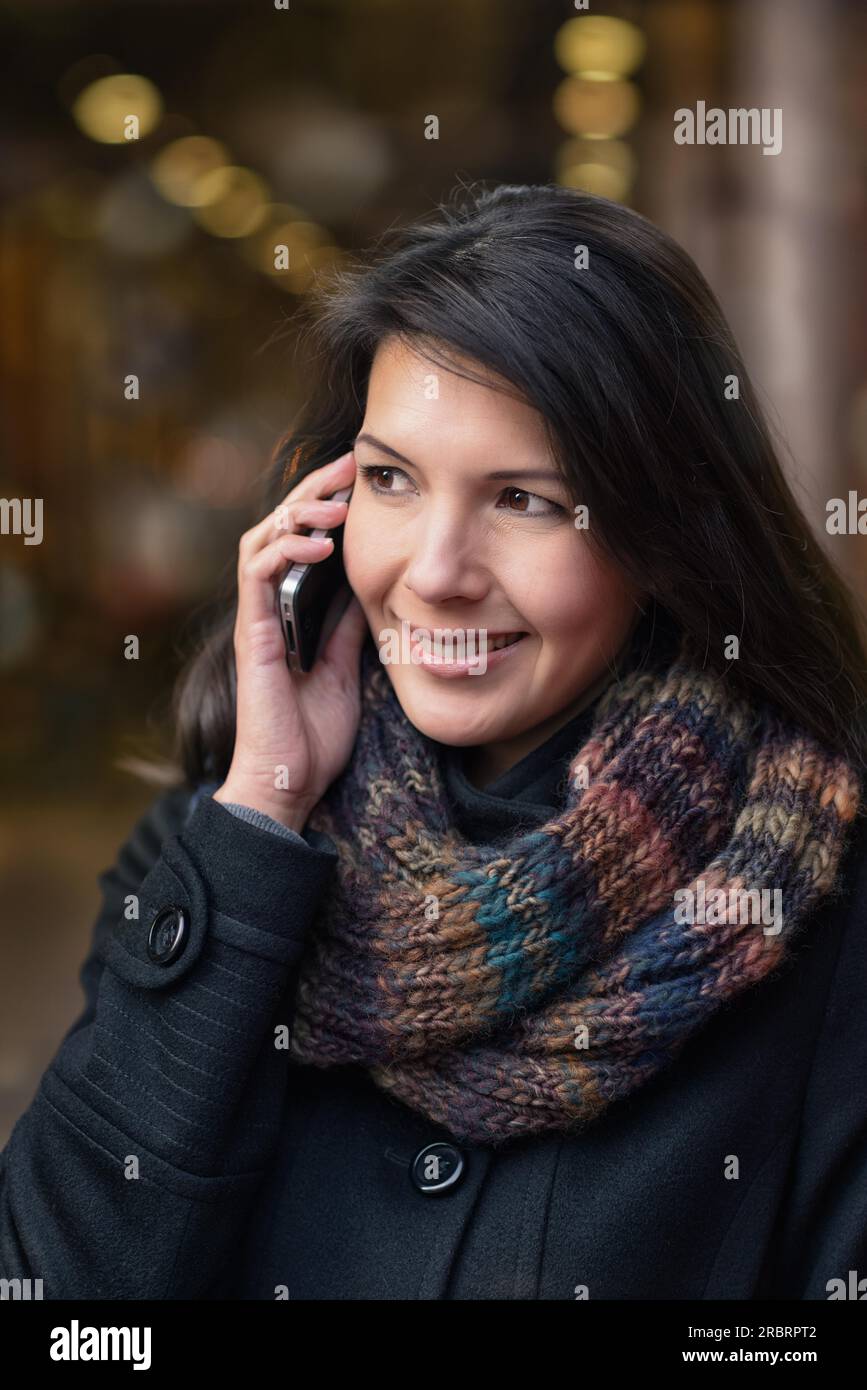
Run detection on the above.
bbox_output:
[275,485,353,673]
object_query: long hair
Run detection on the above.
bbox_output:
[129,181,867,791]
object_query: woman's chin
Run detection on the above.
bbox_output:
[385,673,508,747]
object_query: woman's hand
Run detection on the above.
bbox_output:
[213,449,368,833]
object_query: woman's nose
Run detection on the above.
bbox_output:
[401,514,488,606]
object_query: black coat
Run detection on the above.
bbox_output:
[3,715,867,1301]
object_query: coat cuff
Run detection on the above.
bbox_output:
[176,793,338,934]
[221,802,308,843]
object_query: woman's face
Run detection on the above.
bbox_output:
[343,336,644,782]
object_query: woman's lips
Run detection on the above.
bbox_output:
[409,628,529,677]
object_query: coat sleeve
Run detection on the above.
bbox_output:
[759,821,867,1300]
[0,783,338,1299]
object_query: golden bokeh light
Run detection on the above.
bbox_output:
[558,162,632,201]
[554,15,646,78]
[552,75,641,139]
[71,73,163,143]
[555,137,636,200]
[272,244,345,295]
[555,136,636,180]
[240,214,343,292]
[190,167,270,237]
[149,137,231,207]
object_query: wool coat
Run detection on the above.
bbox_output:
[2,693,867,1301]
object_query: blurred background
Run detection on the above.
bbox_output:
[2,0,867,1143]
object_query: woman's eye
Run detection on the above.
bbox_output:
[498,487,562,518]
[358,464,413,494]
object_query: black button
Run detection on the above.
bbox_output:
[410,1142,465,1195]
[147,906,189,965]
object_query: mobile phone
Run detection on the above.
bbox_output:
[276,485,353,672]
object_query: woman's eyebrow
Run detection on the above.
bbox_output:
[353,432,562,483]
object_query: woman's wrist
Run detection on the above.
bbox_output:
[212,781,314,834]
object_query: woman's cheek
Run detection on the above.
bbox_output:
[342,513,389,630]
[512,547,589,633]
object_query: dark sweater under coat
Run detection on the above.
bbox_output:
[2,682,867,1300]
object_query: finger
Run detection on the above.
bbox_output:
[239,450,354,557]
[280,448,356,508]
[259,497,349,550]
[236,532,334,631]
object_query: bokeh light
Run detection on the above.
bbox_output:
[190,166,270,237]
[71,73,163,144]
[554,137,637,200]
[149,136,231,207]
[552,76,641,140]
[554,16,646,79]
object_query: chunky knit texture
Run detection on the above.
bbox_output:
[289,632,862,1145]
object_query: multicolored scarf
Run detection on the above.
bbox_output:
[288,630,861,1145]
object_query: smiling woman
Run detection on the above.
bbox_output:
[341,334,644,781]
[4,182,867,1303]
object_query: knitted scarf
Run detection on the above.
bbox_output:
[288,630,861,1146]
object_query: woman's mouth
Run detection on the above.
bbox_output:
[407,626,529,677]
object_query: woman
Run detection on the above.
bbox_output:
[3,183,867,1300]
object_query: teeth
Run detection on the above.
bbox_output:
[409,629,524,653]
